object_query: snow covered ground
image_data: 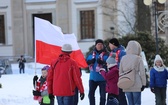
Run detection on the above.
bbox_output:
[0,63,167,105]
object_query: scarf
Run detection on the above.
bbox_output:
[107,63,117,69]
[34,77,48,102]
[89,51,105,72]
[96,52,105,72]
[154,66,165,72]
[109,50,121,63]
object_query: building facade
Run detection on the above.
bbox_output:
[0,0,118,58]
[0,0,168,58]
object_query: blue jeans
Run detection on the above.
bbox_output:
[88,80,106,105]
[56,96,74,105]
[125,92,141,105]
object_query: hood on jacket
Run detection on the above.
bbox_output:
[126,40,142,56]
[58,52,70,62]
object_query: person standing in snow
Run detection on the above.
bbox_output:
[99,53,119,105]
[33,65,54,105]
[17,55,26,74]
[47,44,85,105]
[108,38,127,105]
[86,39,109,105]
[119,40,146,105]
[150,54,168,105]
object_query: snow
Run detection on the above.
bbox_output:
[0,63,167,105]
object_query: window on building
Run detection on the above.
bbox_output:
[157,3,165,34]
[0,15,5,44]
[80,10,95,39]
[75,0,98,3]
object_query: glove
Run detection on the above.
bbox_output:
[33,75,38,82]
[33,75,38,88]
[33,90,41,96]
[97,58,105,64]
[49,94,55,100]
[141,86,145,91]
[150,88,155,93]
[87,58,96,64]
[80,93,85,100]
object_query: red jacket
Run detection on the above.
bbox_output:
[47,52,84,96]
[100,65,119,95]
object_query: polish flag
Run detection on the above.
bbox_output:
[35,17,88,68]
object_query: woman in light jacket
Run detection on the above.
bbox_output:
[119,40,146,105]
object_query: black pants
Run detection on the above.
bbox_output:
[118,88,127,105]
[107,94,119,105]
[19,67,25,74]
[73,87,79,105]
[154,87,166,105]
[88,80,106,105]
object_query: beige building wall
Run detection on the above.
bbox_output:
[0,0,119,57]
[56,0,72,33]
[0,0,13,56]
[0,0,118,57]
[101,0,118,39]
[11,0,25,56]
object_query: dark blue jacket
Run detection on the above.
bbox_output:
[86,48,109,81]
[150,68,168,88]
[111,45,126,67]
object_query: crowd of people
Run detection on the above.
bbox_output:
[31,38,168,105]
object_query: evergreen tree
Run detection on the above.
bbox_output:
[118,32,168,67]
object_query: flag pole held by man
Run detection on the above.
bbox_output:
[34,17,87,105]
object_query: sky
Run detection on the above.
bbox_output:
[0,63,167,105]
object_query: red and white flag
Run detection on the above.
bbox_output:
[35,17,88,68]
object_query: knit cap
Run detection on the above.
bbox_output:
[95,39,104,45]
[61,44,72,52]
[106,53,116,64]
[42,65,50,71]
[109,38,120,47]
[154,54,163,65]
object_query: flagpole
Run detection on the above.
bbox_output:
[34,39,37,75]
[34,17,37,76]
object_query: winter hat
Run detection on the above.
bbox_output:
[154,54,166,72]
[61,44,72,52]
[109,38,120,47]
[106,53,116,64]
[95,39,104,45]
[42,65,50,71]
[154,54,163,65]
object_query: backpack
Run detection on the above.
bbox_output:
[117,69,135,89]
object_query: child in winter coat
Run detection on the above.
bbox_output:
[150,54,168,105]
[33,66,54,105]
[99,54,119,105]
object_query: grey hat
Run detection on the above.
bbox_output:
[61,44,72,52]
[106,53,116,64]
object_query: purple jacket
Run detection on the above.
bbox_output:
[100,65,119,95]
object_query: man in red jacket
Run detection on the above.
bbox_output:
[47,44,85,105]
